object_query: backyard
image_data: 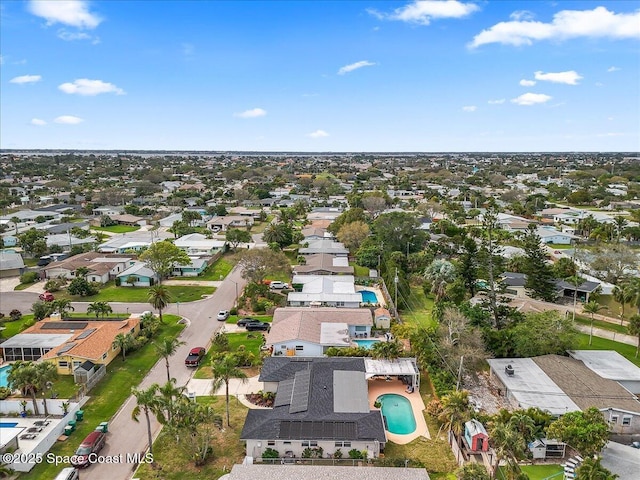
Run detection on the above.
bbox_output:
[194,330,266,379]
[169,255,236,281]
[91,225,140,233]
[400,286,436,329]
[56,282,215,303]
[20,315,185,480]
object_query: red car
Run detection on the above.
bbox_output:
[70,430,106,468]
[185,347,206,367]
[39,291,54,302]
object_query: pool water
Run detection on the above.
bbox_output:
[377,394,416,435]
[353,339,380,349]
[0,364,10,388]
[0,422,18,428]
[360,290,378,304]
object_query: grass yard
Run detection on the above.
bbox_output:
[194,331,266,379]
[575,333,640,368]
[350,262,370,277]
[0,314,35,338]
[14,281,38,291]
[574,315,629,335]
[58,283,215,303]
[170,256,236,281]
[400,286,436,329]
[596,294,635,321]
[92,225,140,233]
[497,464,563,480]
[383,436,457,474]
[20,315,185,480]
[249,215,275,234]
[135,396,248,480]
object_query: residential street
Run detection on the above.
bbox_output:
[84,265,247,480]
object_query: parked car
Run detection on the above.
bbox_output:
[54,467,79,480]
[269,281,289,290]
[70,431,106,468]
[631,441,640,449]
[185,347,206,367]
[237,317,256,327]
[216,310,230,321]
[39,291,54,302]
[245,321,270,331]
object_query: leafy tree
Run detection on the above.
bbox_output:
[522,225,557,302]
[511,311,578,357]
[17,228,47,257]
[211,353,247,427]
[355,241,381,269]
[576,456,618,480]
[34,361,58,417]
[154,337,186,382]
[582,244,638,285]
[112,333,135,361]
[139,240,191,282]
[67,278,99,296]
[148,285,172,323]
[583,301,606,346]
[225,228,252,251]
[546,407,609,457]
[372,211,426,255]
[32,301,54,321]
[628,314,640,358]
[553,257,578,279]
[336,221,369,253]
[327,208,366,235]
[131,383,162,456]
[456,463,490,480]
[458,236,479,296]
[263,223,297,249]
[362,195,387,219]
[236,248,291,285]
[7,361,40,415]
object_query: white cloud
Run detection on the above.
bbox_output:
[534,70,582,85]
[28,0,102,29]
[462,105,477,112]
[488,99,505,104]
[519,79,536,86]
[30,118,46,126]
[307,130,329,138]
[337,60,376,75]
[58,79,124,96]
[57,29,98,43]
[469,6,640,48]
[368,1,479,26]
[607,66,620,72]
[511,93,552,106]
[510,10,535,21]
[10,74,42,84]
[54,115,84,124]
[234,108,267,118]
[597,132,624,137]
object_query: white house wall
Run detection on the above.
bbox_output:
[245,439,381,459]
[272,340,324,357]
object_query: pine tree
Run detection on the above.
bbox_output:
[522,225,558,302]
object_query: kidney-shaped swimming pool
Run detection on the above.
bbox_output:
[377,393,416,435]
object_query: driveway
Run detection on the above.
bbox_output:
[601,441,640,480]
[86,265,247,480]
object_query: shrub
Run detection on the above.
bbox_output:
[9,309,22,322]
[0,387,12,400]
[262,448,279,459]
[44,279,62,292]
[426,399,443,417]
[333,448,343,459]
[348,449,364,459]
[229,307,238,315]
[20,271,39,284]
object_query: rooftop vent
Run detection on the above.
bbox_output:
[505,364,515,376]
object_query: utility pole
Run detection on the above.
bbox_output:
[572,241,579,322]
[394,267,399,316]
[456,356,464,391]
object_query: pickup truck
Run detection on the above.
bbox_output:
[185,347,205,367]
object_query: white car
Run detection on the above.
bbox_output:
[216,310,230,321]
[269,281,289,290]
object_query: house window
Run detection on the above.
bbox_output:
[267,441,275,446]
[302,441,317,447]
[283,441,291,445]
[336,301,345,307]
[58,361,69,368]
[622,416,632,426]
[72,361,82,369]
[280,345,287,349]
[610,415,619,424]
[102,352,108,360]
[355,326,366,332]
[130,328,135,334]
[295,345,304,351]
[335,441,351,448]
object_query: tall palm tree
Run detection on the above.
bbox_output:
[489,420,526,480]
[7,361,40,416]
[87,301,112,319]
[211,354,247,427]
[583,301,606,346]
[131,383,161,456]
[154,337,186,383]
[112,333,135,361]
[156,379,187,424]
[51,299,74,318]
[34,361,58,417]
[148,285,171,324]
[613,284,634,324]
[437,390,472,439]
[627,278,640,315]
[628,315,640,358]
[613,216,628,243]
[508,411,535,443]
[11,216,20,235]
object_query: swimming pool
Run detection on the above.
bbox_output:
[0,422,18,428]
[0,364,10,388]
[360,290,378,304]
[377,394,416,435]
[353,339,380,349]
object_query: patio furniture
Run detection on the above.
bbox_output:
[20,433,38,440]
[27,427,43,433]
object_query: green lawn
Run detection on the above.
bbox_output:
[349,262,370,277]
[14,281,38,291]
[20,315,185,480]
[0,314,35,338]
[57,283,215,303]
[194,331,265,379]
[169,256,236,281]
[92,225,140,233]
[498,464,563,480]
[576,333,640,367]
[596,294,635,321]
[400,286,436,329]
[249,215,275,234]
[574,315,629,335]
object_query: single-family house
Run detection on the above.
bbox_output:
[222,465,429,480]
[92,206,125,217]
[1,235,18,247]
[298,239,349,257]
[206,215,254,232]
[43,252,134,284]
[116,262,159,287]
[306,207,343,222]
[266,307,374,357]
[568,350,640,395]
[174,233,226,256]
[293,253,354,276]
[172,257,209,277]
[536,227,577,245]
[240,357,386,459]
[301,227,331,241]
[288,275,362,308]
[109,214,146,226]
[0,251,25,278]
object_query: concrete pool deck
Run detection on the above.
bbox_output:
[355,285,386,306]
[368,379,430,445]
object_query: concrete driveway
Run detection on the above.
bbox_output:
[601,441,640,480]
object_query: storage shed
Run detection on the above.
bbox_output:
[464,419,489,452]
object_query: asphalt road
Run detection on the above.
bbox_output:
[73,265,247,480]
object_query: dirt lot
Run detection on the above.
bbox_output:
[463,371,510,415]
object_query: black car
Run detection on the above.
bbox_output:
[245,321,270,331]
[237,317,256,327]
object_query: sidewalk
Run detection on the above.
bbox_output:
[575,324,637,347]
[185,374,267,409]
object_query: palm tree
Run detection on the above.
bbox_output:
[34,361,58,417]
[613,284,634,324]
[87,301,112,319]
[583,301,606,346]
[112,333,135,361]
[154,337,186,383]
[51,299,74,318]
[148,285,171,324]
[7,361,40,416]
[131,383,161,456]
[613,216,628,243]
[211,354,247,427]
[371,339,403,360]
[437,390,472,439]
[490,420,526,480]
[628,315,640,358]
[10,216,20,235]
[156,379,186,424]
[424,259,457,302]
[508,411,535,443]
[576,456,618,480]
[627,278,640,315]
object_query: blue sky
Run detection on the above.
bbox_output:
[1,0,639,152]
